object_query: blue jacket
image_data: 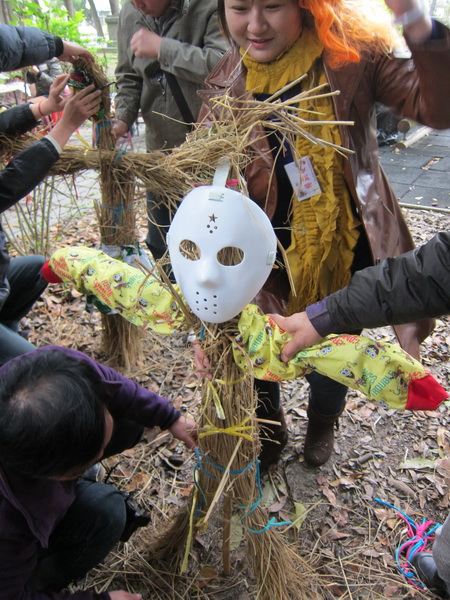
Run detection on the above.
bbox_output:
[0,345,181,600]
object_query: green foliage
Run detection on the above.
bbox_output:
[9,0,87,45]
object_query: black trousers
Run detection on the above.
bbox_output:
[0,255,47,364]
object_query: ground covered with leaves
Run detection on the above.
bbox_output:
[19,197,450,599]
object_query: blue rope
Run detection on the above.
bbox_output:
[100,202,133,226]
[193,448,292,531]
[374,497,441,588]
[248,516,293,534]
[115,149,126,161]
[236,458,263,517]
[95,120,112,130]
[374,498,416,528]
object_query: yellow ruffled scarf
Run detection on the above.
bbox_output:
[242,33,360,314]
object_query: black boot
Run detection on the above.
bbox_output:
[259,408,288,471]
[411,552,450,598]
[303,406,344,467]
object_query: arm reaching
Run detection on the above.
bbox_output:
[168,415,198,450]
[58,39,94,63]
[233,305,448,412]
[384,0,433,43]
[268,312,323,360]
[47,84,102,148]
[29,73,69,120]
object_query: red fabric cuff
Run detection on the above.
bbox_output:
[41,260,63,283]
[405,374,449,411]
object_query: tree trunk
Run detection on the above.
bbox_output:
[109,0,120,16]
[87,0,105,37]
[0,0,12,23]
[63,0,75,19]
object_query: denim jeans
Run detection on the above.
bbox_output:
[32,419,144,591]
[0,255,47,364]
[32,479,128,591]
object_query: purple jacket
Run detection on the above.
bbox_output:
[0,345,181,600]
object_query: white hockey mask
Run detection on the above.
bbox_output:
[167,185,276,323]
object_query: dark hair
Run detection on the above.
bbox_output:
[0,349,110,478]
[218,0,237,46]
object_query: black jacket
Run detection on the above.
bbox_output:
[0,25,63,309]
[0,25,63,72]
[310,232,450,334]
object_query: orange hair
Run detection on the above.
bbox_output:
[301,0,398,68]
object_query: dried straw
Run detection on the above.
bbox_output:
[1,76,354,595]
[0,74,352,208]
[193,326,319,599]
[73,58,143,369]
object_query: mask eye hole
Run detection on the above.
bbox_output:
[217,246,244,266]
[179,240,200,260]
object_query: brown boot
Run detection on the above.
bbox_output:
[259,408,288,471]
[303,406,344,467]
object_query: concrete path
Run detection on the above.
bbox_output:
[379,127,450,210]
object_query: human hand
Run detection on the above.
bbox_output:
[130,28,162,59]
[46,84,102,148]
[111,119,130,138]
[168,415,198,450]
[39,74,70,116]
[192,340,212,380]
[384,0,422,14]
[268,312,323,362]
[384,0,432,41]
[109,591,142,600]
[59,84,102,130]
[58,40,94,63]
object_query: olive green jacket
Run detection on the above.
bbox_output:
[115,0,228,151]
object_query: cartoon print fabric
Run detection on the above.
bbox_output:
[46,247,448,412]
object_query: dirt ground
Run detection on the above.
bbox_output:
[21,203,450,600]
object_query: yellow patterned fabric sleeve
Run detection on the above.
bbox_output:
[49,247,187,335]
[234,305,447,411]
[47,248,447,411]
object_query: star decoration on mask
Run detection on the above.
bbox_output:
[209,214,217,222]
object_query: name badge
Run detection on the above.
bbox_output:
[284,157,322,201]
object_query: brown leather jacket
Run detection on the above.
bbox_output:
[198,22,450,357]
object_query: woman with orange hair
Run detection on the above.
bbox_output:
[197,0,450,468]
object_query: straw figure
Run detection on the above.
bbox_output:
[0,68,352,373]
[43,233,446,600]
[68,58,144,369]
[4,66,446,599]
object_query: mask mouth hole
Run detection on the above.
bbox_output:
[179,239,200,260]
[217,246,244,266]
